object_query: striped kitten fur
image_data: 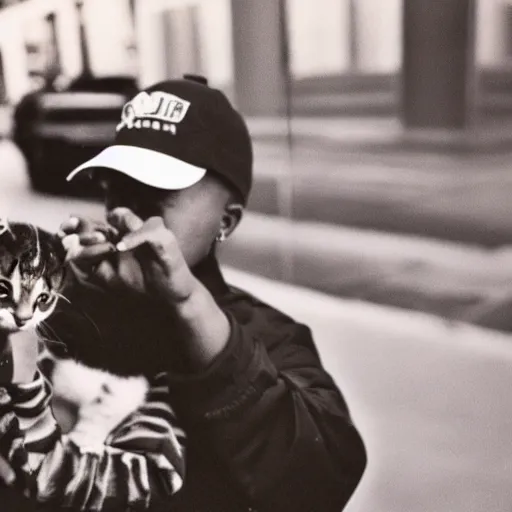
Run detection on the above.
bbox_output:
[0,219,65,340]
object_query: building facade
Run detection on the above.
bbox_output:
[0,0,512,126]
[0,0,135,103]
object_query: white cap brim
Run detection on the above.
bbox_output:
[66,145,207,190]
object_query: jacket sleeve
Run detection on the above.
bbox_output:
[5,370,186,511]
[166,306,367,512]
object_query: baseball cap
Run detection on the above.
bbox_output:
[66,74,253,203]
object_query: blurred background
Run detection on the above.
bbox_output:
[2,0,512,327]
[2,0,512,511]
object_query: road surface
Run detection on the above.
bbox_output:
[226,268,512,512]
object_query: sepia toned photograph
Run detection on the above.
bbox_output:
[0,0,511,511]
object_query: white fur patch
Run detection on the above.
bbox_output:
[0,309,16,331]
[52,358,148,412]
[51,358,149,453]
[32,225,41,268]
[10,263,21,302]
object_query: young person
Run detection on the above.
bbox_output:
[1,75,366,511]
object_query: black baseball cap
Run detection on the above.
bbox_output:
[67,74,253,203]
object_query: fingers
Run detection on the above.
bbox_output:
[58,216,94,237]
[58,216,80,237]
[62,234,83,261]
[116,217,173,256]
[0,454,16,486]
[60,217,120,266]
[79,255,144,294]
[90,224,120,244]
[116,253,146,293]
[78,232,108,246]
[60,209,147,246]
[67,242,116,265]
[62,234,112,265]
[107,208,144,235]
[58,217,119,243]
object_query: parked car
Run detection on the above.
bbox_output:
[12,75,138,195]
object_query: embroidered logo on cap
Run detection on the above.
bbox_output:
[116,91,191,134]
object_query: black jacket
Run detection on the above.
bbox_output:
[21,257,367,512]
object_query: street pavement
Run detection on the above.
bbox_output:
[0,139,512,510]
[225,268,512,512]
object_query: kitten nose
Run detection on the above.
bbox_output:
[14,315,31,327]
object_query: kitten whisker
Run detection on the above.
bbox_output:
[55,292,71,305]
[39,321,63,343]
[39,322,67,351]
[76,309,104,346]
[44,338,68,351]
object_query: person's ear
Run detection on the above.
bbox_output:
[217,204,243,242]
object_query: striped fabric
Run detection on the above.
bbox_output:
[0,387,34,498]
[3,363,186,511]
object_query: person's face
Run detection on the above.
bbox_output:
[98,171,243,267]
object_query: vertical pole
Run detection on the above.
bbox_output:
[230,0,287,116]
[75,0,93,79]
[43,12,61,89]
[278,0,294,283]
[401,0,477,130]
[347,0,359,72]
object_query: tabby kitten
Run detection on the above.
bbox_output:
[0,220,149,450]
[0,220,65,337]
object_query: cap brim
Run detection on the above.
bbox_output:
[66,145,207,190]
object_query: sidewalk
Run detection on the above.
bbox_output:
[223,267,512,512]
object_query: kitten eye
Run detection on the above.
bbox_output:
[37,293,51,305]
[0,282,11,299]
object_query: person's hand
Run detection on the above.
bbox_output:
[61,209,198,303]
[59,216,118,267]
[59,215,121,288]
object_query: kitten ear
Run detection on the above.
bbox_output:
[0,218,15,243]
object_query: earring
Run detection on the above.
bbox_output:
[216,230,226,243]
